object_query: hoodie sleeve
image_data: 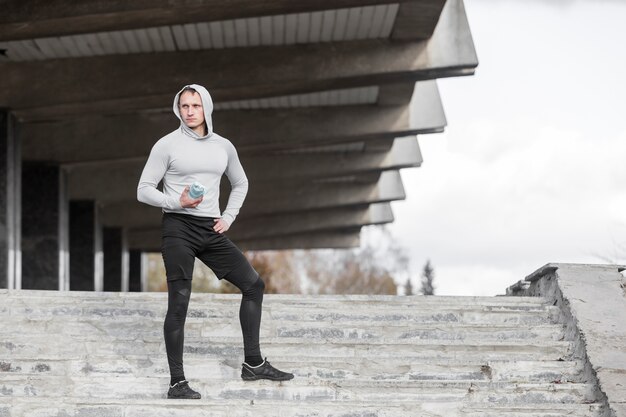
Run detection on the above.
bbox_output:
[221,141,249,226]
[137,141,182,210]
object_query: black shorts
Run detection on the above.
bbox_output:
[161,212,249,281]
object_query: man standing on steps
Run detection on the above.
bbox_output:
[137,84,294,400]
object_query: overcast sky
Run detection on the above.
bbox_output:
[385,0,626,296]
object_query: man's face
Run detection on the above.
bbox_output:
[178,91,205,131]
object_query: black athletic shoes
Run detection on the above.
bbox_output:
[241,358,294,381]
[167,380,201,399]
[166,360,292,398]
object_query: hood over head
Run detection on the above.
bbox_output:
[173,84,214,139]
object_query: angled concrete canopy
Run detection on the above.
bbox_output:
[0,1,445,41]
[20,91,442,161]
[127,227,364,252]
[118,203,393,251]
[2,0,476,120]
[0,0,477,290]
[103,202,393,237]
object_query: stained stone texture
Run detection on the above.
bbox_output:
[128,250,142,292]
[102,227,122,292]
[21,162,59,290]
[69,201,97,291]
[0,289,608,416]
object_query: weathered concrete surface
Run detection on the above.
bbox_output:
[519,263,626,417]
[2,0,477,118]
[1,0,437,42]
[392,1,447,40]
[0,289,607,416]
[22,105,420,161]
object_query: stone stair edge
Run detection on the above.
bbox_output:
[0,315,565,328]
[2,302,558,314]
[0,374,596,389]
[0,289,548,304]
[1,370,584,384]
[2,299,554,308]
[2,306,559,319]
[0,355,584,364]
[0,386,598,407]
[0,396,604,410]
[1,335,574,348]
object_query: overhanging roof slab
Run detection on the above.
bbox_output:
[2,0,477,118]
[238,228,363,250]
[127,227,363,251]
[1,1,441,42]
[67,164,405,216]
[100,202,393,241]
[21,103,427,161]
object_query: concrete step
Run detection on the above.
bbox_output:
[0,290,598,417]
[1,291,554,306]
[1,291,558,309]
[0,335,574,361]
[265,307,559,325]
[0,317,566,342]
[0,289,551,306]
[1,292,558,320]
[0,357,585,383]
[2,306,560,329]
[461,403,606,417]
[0,374,597,402]
[0,398,606,417]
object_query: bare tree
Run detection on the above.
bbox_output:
[245,250,301,294]
[304,247,397,295]
[594,239,626,265]
[302,226,406,295]
[420,260,435,296]
[404,277,414,296]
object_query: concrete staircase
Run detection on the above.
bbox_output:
[0,289,607,417]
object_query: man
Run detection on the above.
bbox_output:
[137,84,293,400]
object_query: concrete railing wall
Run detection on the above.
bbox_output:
[507,263,626,417]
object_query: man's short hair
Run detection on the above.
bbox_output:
[178,87,199,106]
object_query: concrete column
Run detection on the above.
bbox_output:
[128,250,143,292]
[69,200,99,291]
[94,214,103,292]
[121,230,129,292]
[141,252,149,292]
[102,227,128,292]
[59,168,69,291]
[0,110,20,289]
[21,162,68,290]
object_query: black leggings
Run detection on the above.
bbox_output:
[164,262,265,378]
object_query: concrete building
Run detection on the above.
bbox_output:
[0,0,478,291]
[2,4,625,416]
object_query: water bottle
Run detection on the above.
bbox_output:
[188,181,206,199]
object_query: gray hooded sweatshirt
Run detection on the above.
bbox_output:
[137,84,249,226]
